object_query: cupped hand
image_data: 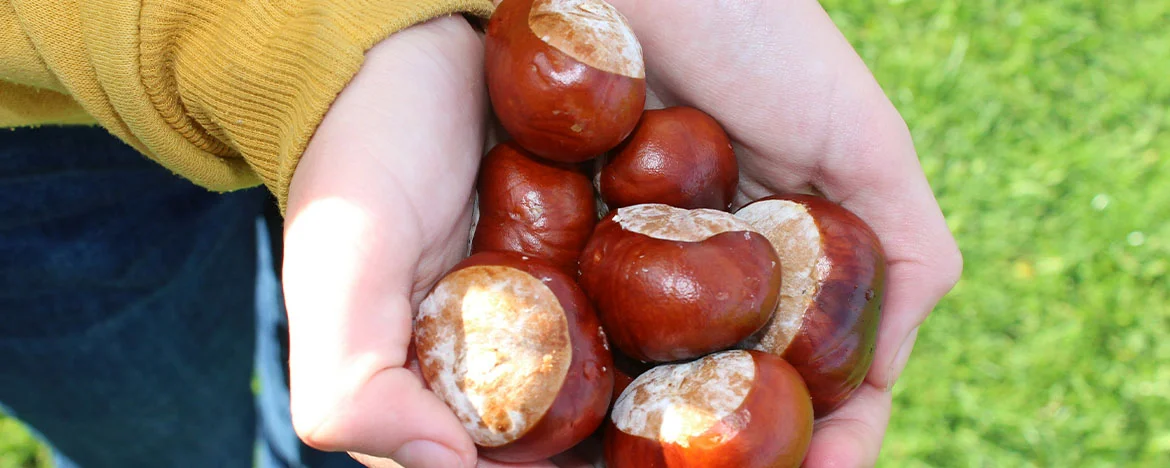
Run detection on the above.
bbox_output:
[279,15,579,468]
[279,1,964,467]
[603,0,964,466]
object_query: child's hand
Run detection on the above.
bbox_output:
[278,15,545,468]
[277,0,964,465]
[604,0,963,465]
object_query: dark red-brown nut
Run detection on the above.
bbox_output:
[578,204,782,363]
[485,0,646,162]
[735,194,887,416]
[471,141,596,275]
[414,251,614,463]
[603,350,814,468]
[598,106,739,211]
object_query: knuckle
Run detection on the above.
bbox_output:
[939,240,965,293]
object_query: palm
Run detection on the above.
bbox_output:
[282,14,584,468]
[609,0,963,466]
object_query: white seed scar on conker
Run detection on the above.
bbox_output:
[614,204,759,242]
[736,200,827,352]
[416,265,572,447]
[528,0,645,79]
[612,350,755,447]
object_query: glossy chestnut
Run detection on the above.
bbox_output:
[485,0,646,162]
[604,350,813,468]
[471,141,597,275]
[414,251,614,462]
[735,194,887,416]
[578,204,782,362]
[599,106,739,210]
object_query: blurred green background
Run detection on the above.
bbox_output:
[828,0,1170,466]
[3,0,1168,466]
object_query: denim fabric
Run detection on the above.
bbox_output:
[0,126,360,468]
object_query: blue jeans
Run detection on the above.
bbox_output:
[0,126,361,468]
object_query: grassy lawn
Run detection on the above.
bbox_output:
[823,0,1170,465]
[2,0,1168,467]
[0,418,47,468]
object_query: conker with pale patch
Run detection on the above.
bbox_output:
[471,141,596,275]
[578,204,782,363]
[604,350,813,468]
[735,194,886,416]
[599,106,739,210]
[414,251,614,462]
[485,0,646,162]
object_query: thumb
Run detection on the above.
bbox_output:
[281,15,486,468]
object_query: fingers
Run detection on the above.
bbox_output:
[476,459,562,468]
[610,0,962,389]
[282,15,487,468]
[808,85,962,391]
[351,453,406,468]
[353,444,567,468]
[803,383,893,468]
[812,94,962,390]
[607,0,864,181]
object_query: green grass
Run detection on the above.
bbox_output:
[3,0,1168,466]
[0,418,47,468]
[821,0,1170,465]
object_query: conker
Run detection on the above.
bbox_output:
[599,106,739,211]
[604,350,813,468]
[471,141,596,275]
[735,194,886,416]
[485,0,646,162]
[578,204,782,362]
[414,251,614,462]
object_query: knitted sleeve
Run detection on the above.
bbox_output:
[1,0,494,209]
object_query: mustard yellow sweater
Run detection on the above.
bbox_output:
[1,0,494,211]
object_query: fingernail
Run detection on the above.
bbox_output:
[391,440,464,468]
[885,326,920,391]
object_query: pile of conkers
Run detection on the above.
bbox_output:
[412,0,887,466]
